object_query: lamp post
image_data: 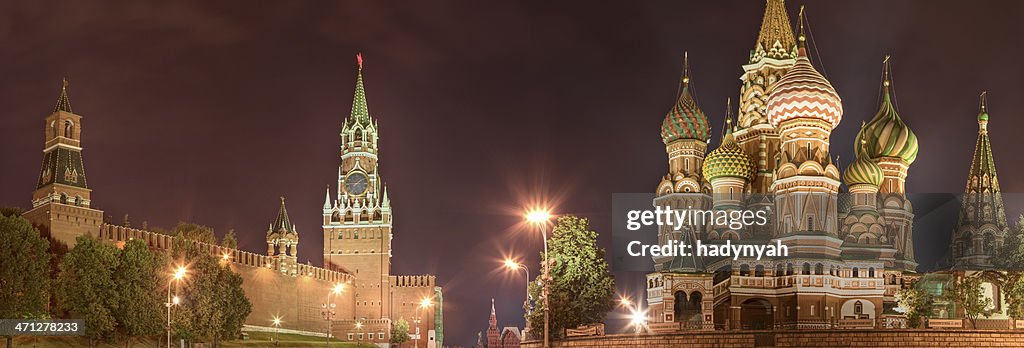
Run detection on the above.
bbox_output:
[322,283,344,347]
[526,209,552,348]
[354,321,363,345]
[414,297,433,348]
[166,266,186,348]
[272,317,282,346]
[501,259,532,317]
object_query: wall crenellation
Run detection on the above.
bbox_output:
[96,223,354,284]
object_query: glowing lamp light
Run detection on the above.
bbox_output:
[619,296,632,307]
[173,266,187,280]
[172,296,181,305]
[419,298,433,308]
[333,283,345,294]
[222,253,230,260]
[525,209,551,224]
[355,322,363,329]
[272,317,282,326]
[504,259,520,270]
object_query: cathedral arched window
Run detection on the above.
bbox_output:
[786,263,794,276]
[868,267,875,278]
[852,267,859,278]
[802,263,810,275]
[740,264,750,276]
[984,234,995,254]
[353,232,359,239]
[815,263,823,275]
[854,301,863,315]
[776,264,785,277]
[64,120,74,139]
[755,265,765,277]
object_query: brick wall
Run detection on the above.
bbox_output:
[521,330,1024,347]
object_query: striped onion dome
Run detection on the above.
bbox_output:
[853,73,919,164]
[661,84,710,144]
[843,155,884,187]
[661,55,710,144]
[766,48,843,128]
[702,125,756,182]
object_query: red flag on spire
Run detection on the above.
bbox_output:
[356,53,363,69]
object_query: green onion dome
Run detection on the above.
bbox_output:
[854,72,919,164]
[702,125,756,182]
[843,155,884,187]
[766,48,843,129]
[661,84,710,144]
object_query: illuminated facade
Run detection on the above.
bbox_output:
[647,0,922,330]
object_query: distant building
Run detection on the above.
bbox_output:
[474,299,520,348]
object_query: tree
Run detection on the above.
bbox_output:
[993,215,1024,320]
[525,216,615,339]
[56,235,121,345]
[944,274,993,329]
[171,222,218,244]
[0,214,51,319]
[896,286,934,328]
[171,239,252,345]
[0,206,25,218]
[112,239,166,347]
[221,229,238,250]
[390,318,411,344]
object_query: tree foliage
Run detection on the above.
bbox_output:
[944,274,993,329]
[896,285,934,328]
[112,239,166,346]
[171,222,218,245]
[390,318,411,344]
[171,236,252,344]
[525,216,615,339]
[0,214,51,319]
[221,229,238,250]
[55,235,121,343]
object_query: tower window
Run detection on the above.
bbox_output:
[63,121,74,139]
[852,267,859,278]
[806,217,813,230]
[854,301,863,315]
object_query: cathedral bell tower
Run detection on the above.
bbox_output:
[323,54,393,319]
[23,80,104,247]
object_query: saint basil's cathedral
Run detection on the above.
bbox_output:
[645,0,1010,331]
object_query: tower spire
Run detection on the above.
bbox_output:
[681,51,691,90]
[350,53,370,122]
[954,91,1007,268]
[796,5,807,55]
[978,91,989,131]
[882,55,893,103]
[55,78,73,113]
[752,0,798,62]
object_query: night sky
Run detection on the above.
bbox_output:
[2,1,1024,346]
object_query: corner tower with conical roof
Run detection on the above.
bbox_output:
[268,196,299,275]
[735,0,799,194]
[23,79,105,248]
[323,54,394,319]
[952,92,1008,269]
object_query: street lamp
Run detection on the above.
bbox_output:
[619,294,647,334]
[271,317,282,346]
[414,297,433,348]
[167,265,187,348]
[322,283,344,347]
[503,258,532,325]
[525,208,552,348]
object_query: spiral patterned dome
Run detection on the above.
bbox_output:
[661,84,710,144]
[766,50,843,128]
[702,127,756,182]
[843,155,884,187]
[854,84,919,164]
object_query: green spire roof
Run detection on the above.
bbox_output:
[55,78,73,113]
[270,196,296,235]
[978,91,989,122]
[702,100,756,182]
[349,53,370,123]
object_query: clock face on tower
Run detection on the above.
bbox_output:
[345,172,368,195]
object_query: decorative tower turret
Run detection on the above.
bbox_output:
[655,52,712,272]
[486,299,500,347]
[323,54,394,319]
[268,196,299,275]
[952,92,1008,269]
[855,57,919,271]
[735,0,799,194]
[23,80,104,247]
[702,103,756,241]
[767,13,843,239]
